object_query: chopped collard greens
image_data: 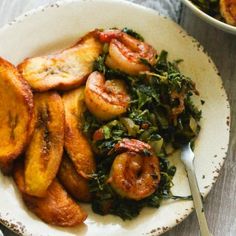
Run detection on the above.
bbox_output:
[83,29,201,220]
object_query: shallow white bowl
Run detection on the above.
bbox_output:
[182,0,236,34]
[0,0,230,235]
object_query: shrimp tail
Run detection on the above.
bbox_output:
[108,138,152,156]
[97,29,122,43]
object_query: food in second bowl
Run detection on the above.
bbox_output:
[191,0,236,26]
[220,0,236,25]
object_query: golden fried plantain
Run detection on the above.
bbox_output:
[13,161,87,226]
[18,30,103,92]
[0,57,34,174]
[58,154,91,202]
[63,87,96,194]
[24,92,64,197]
[220,0,236,25]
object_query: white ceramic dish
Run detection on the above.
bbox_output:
[0,0,230,235]
[182,0,236,35]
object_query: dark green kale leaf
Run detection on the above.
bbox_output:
[95,120,128,155]
[122,27,144,41]
[93,54,107,74]
[82,110,102,137]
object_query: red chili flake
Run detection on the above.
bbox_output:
[93,128,104,141]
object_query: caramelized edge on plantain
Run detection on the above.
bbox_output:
[0,57,35,174]
[24,92,64,197]
[14,161,87,227]
[63,87,96,177]
[58,153,92,202]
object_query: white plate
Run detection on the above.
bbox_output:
[0,0,230,235]
[182,0,236,35]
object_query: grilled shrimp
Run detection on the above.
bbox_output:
[85,71,130,120]
[98,30,157,75]
[108,139,160,200]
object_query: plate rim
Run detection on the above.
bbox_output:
[0,0,231,235]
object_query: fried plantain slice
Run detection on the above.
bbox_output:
[24,92,64,197]
[0,57,34,174]
[58,154,91,202]
[63,87,96,194]
[220,0,236,26]
[18,30,103,92]
[13,161,87,226]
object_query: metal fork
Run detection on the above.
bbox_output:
[181,143,212,236]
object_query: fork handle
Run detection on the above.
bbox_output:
[185,164,212,236]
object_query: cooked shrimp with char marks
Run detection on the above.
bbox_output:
[108,138,160,200]
[97,29,157,75]
[108,151,160,200]
[85,71,130,120]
